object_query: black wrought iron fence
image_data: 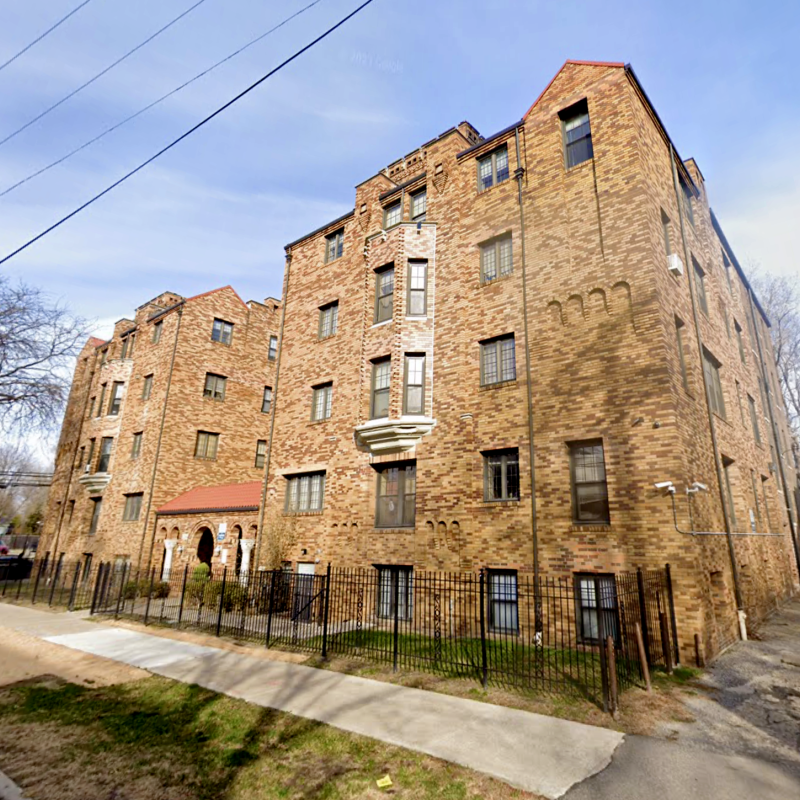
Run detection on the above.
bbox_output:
[87,561,679,709]
[0,556,97,610]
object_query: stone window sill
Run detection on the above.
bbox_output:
[570,524,612,533]
[480,379,517,392]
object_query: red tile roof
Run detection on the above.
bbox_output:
[156,481,262,515]
[88,337,107,347]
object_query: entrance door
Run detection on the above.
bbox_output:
[293,562,315,622]
[196,528,213,568]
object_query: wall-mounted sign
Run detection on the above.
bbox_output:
[217,531,226,542]
[218,523,227,535]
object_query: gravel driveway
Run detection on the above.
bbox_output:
[660,596,800,778]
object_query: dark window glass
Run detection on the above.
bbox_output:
[561,102,594,169]
[261,386,273,414]
[285,473,325,512]
[130,432,142,460]
[735,321,746,364]
[142,374,153,400]
[97,437,113,473]
[211,318,233,345]
[488,570,518,633]
[89,498,102,535]
[702,348,726,419]
[108,381,124,415]
[376,566,413,620]
[575,574,619,644]
[569,441,610,523]
[681,177,695,227]
[722,457,737,529]
[484,450,520,501]
[375,464,416,528]
[122,493,143,522]
[675,317,689,391]
[748,395,761,444]
[693,260,708,316]
[481,335,516,385]
[268,335,278,361]
[152,321,162,344]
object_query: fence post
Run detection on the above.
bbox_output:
[143,567,156,625]
[596,576,610,713]
[659,611,674,673]
[479,570,488,688]
[665,564,680,667]
[67,562,82,611]
[392,570,400,673]
[265,571,276,648]
[177,565,188,628]
[216,567,227,637]
[634,622,652,691]
[31,559,45,604]
[89,562,104,614]
[636,567,651,665]
[321,563,332,659]
[48,558,63,607]
[115,563,129,620]
[606,635,619,718]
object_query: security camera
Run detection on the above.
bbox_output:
[691,482,708,492]
[654,481,674,490]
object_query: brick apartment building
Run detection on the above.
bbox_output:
[41,60,799,660]
[41,286,280,577]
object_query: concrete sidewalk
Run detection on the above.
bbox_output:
[2,604,799,800]
[2,604,620,799]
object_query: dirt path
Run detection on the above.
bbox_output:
[659,597,800,777]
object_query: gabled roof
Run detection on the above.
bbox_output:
[87,337,107,348]
[524,60,625,118]
[156,481,262,516]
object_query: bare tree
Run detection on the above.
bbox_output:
[751,267,800,435]
[0,442,49,528]
[261,514,297,570]
[0,276,87,435]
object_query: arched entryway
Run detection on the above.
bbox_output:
[196,527,213,567]
[233,525,243,575]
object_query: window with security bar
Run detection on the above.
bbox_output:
[285,472,325,513]
[376,565,413,620]
[575,573,619,644]
[480,335,516,385]
[569,440,609,524]
[484,449,520,502]
[480,235,513,283]
[488,570,518,633]
[375,463,416,528]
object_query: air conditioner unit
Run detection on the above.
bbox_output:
[667,253,684,277]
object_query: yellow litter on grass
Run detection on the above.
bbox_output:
[376,775,393,789]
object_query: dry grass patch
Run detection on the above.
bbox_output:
[0,675,539,800]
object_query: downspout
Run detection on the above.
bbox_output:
[746,290,800,580]
[139,305,183,572]
[254,253,292,569]
[514,127,540,596]
[50,349,98,559]
[670,146,745,636]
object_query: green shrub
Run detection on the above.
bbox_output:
[202,581,249,612]
[192,563,210,580]
[123,578,171,600]
[152,581,170,599]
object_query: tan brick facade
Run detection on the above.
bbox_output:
[42,61,799,662]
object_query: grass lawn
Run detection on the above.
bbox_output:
[0,675,538,800]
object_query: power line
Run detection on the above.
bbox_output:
[0,0,378,267]
[0,0,96,75]
[0,0,325,198]
[0,0,210,149]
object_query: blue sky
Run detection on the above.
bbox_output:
[0,0,798,342]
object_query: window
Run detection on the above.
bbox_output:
[312,383,333,421]
[130,432,142,460]
[152,320,162,344]
[675,317,689,391]
[86,439,95,470]
[268,335,278,361]
[375,463,416,528]
[735,321,746,364]
[97,384,107,416]
[681,177,695,227]
[702,348,726,419]
[142,374,153,401]
[661,210,672,256]
[569,441,610,524]
[561,101,594,169]
[722,457,737,529]
[480,235,513,283]
[736,381,746,426]
[89,498,102,536]
[67,500,75,523]
[403,355,425,415]
[576,574,619,644]
[480,335,516,386]
[97,437,113,473]
[211,318,233,345]
[383,200,402,228]
[374,266,394,324]
[407,260,427,316]
[285,472,325,513]
[261,386,273,414]
[203,373,227,401]
[488,570,518,633]
[751,470,762,529]
[477,145,510,192]
[318,302,339,339]
[484,449,520,502]
[254,440,267,469]
[693,260,708,316]
[100,349,108,365]
[722,304,731,339]
[748,395,761,444]
[722,249,733,294]
[410,188,427,222]
[194,431,219,460]
[88,396,96,418]
[761,476,773,530]
[376,566,413,620]
[120,335,134,359]
[76,446,85,470]
[108,381,124,415]
[122,493,143,522]
[371,358,391,419]
[325,228,344,262]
